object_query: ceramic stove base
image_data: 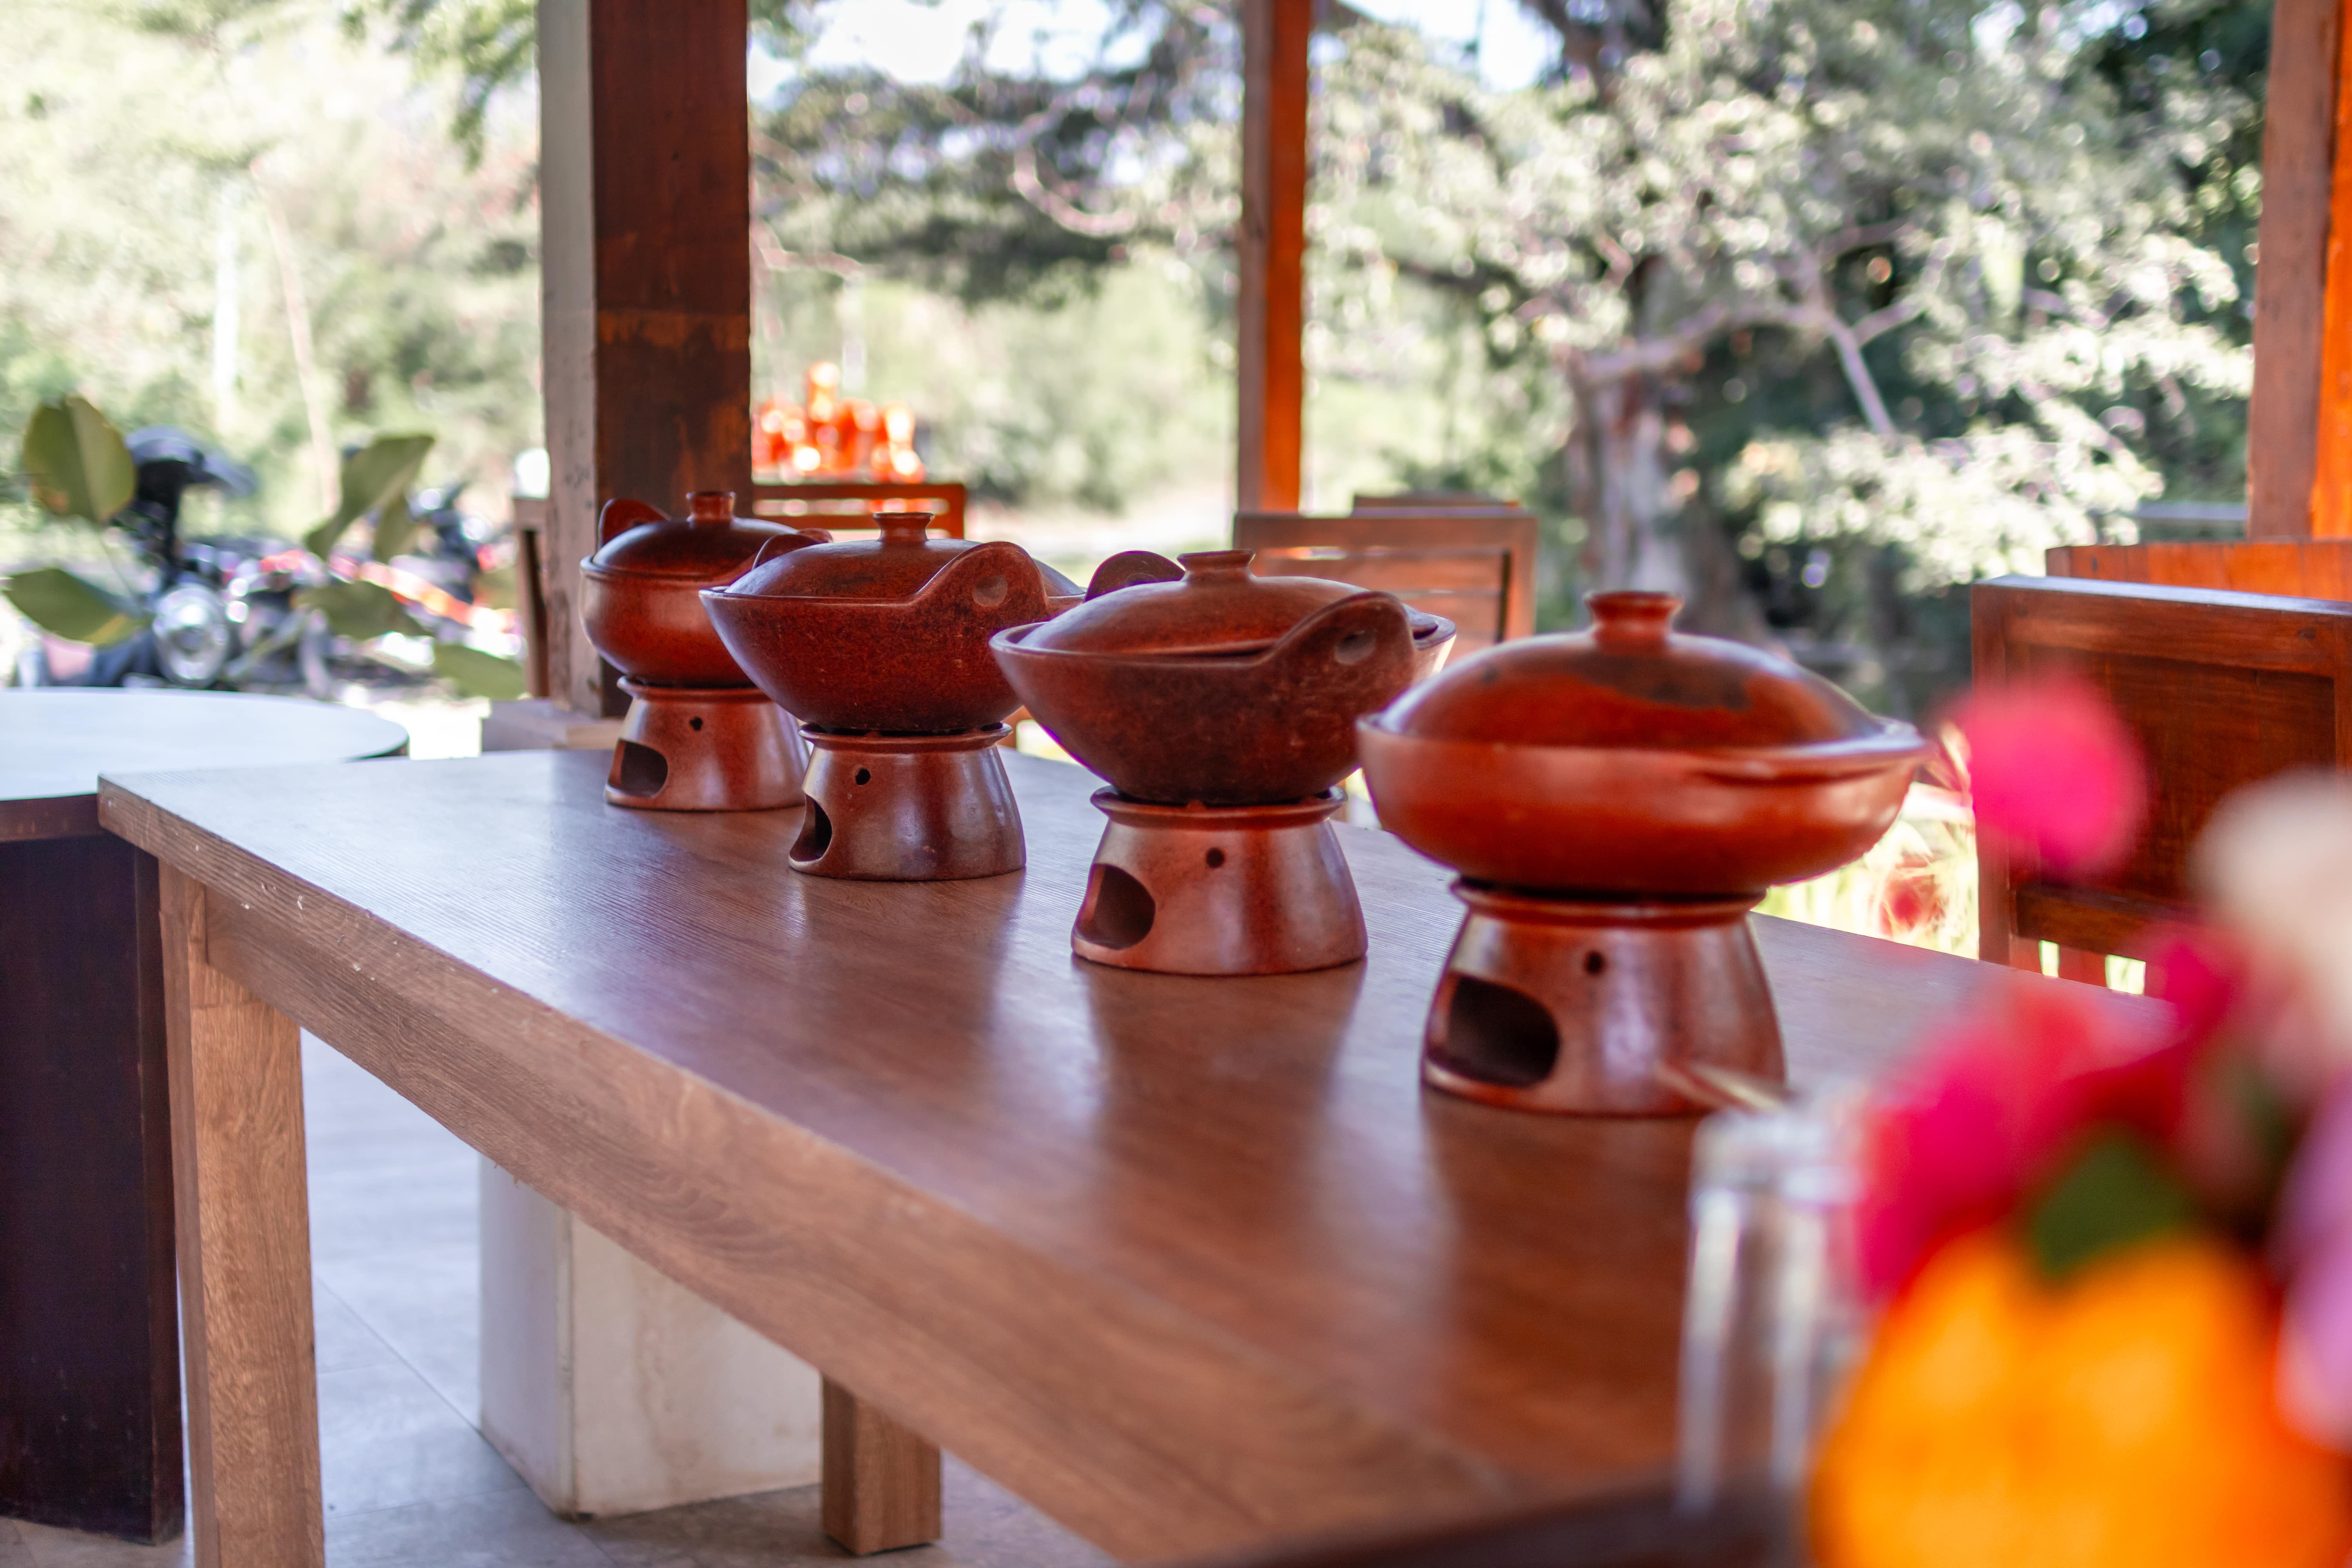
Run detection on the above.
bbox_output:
[1421,881,1786,1116]
[1072,788,1366,975]
[792,725,1024,880]
[606,681,806,812]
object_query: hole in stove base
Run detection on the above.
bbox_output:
[1076,864,1156,951]
[609,740,669,799]
[791,799,834,864]
[689,716,704,731]
[1432,975,1561,1088]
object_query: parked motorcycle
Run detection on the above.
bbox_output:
[19,426,329,690]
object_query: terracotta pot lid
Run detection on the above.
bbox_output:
[1019,548,1440,657]
[1383,590,1888,749]
[586,491,812,578]
[725,511,1080,601]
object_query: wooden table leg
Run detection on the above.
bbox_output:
[821,1377,942,1555]
[159,865,325,1568]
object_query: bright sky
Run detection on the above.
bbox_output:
[755,0,1555,95]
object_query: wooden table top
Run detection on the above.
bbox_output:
[1,689,407,840]
[98,749,2097,1559]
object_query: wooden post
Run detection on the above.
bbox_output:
[2251,0,2347,537]
[820,1378,943,1555]
[1237,0,1312,513]
[158,864,322,1568]
[539,0,754,717]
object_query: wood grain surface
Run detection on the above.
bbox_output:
[0,837,181,1541]
[539,0,753,719]
[1179,1483,1773,1568]
[103,751,2083,1560]
[822,1378,944,1554]
[158,864,324,1568]
[2249,0,2343,538]
[1236,0,1310,511]
[2046,539,2352,599]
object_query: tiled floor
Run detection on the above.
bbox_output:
[11,1038,1109,1568]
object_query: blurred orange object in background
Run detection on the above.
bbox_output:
[753,361,925,483]
[1811,1229,2352,1568]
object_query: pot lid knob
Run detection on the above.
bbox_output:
[878,512,931,544]
[687,490,736,527]
[1589,590,1679,650]
[1179,548,1254,580]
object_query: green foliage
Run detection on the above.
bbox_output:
[304,432,434,561]
[362,0,828,165]
[4,565,147,644]
[21,395,134,525]
[0,6,541,552]
[295,577,426,639]
[2025,1131,2202,1281]
[430,639,524,699]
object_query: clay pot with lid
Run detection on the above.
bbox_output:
[581,490,827,688]
[991,549,1456,976]
[699,513,1180,879]
[577,491,828,812]
[992,548,1456,806]
[702,512,1111,734]
[1358,590,1930,1115]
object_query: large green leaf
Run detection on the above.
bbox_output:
[369,493,419,562]
[472,563,516,610]
[304,433,435,561]
[4,566,148,645]
[296,578,427,641]
[21,396,135,526]
[432,642,527,701]
[2024,1131,2201,1282]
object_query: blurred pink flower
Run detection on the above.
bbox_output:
[1953,676,2147,877]
[2197,773,2352,1083]
[2276,1079,2352,1449]
[1856,980,2181,1297]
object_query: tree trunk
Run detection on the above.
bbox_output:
[1568,367,1685,601]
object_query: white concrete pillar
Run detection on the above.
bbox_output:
[478,1162,823,1517]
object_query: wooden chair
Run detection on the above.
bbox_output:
[749,479,967,537]
[1350,490,1517,512]
[1234,508,1541,657]
[2047,539,2352,599]
[1972,575,2352,981]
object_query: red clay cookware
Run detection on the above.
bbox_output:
[1359,590,1929,1115]
[993,549,1454,806]
[992,548,1457,975]
[701,513,1179,879]
[579,491,827,811]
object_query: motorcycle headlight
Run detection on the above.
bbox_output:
[154,582,234,687]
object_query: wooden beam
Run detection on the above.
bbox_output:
[820,1379,944,1555]
[540,0,754,717]
[159,865,322,1568]
[1237,0,1311,512]
[2250,0,2345,538]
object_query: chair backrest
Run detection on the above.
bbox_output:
[2046,539,2352,600]
[748,479,967,538]
[1233,510,1540,655]
[1351,490,1516,512]
[1973,574,2352,977]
